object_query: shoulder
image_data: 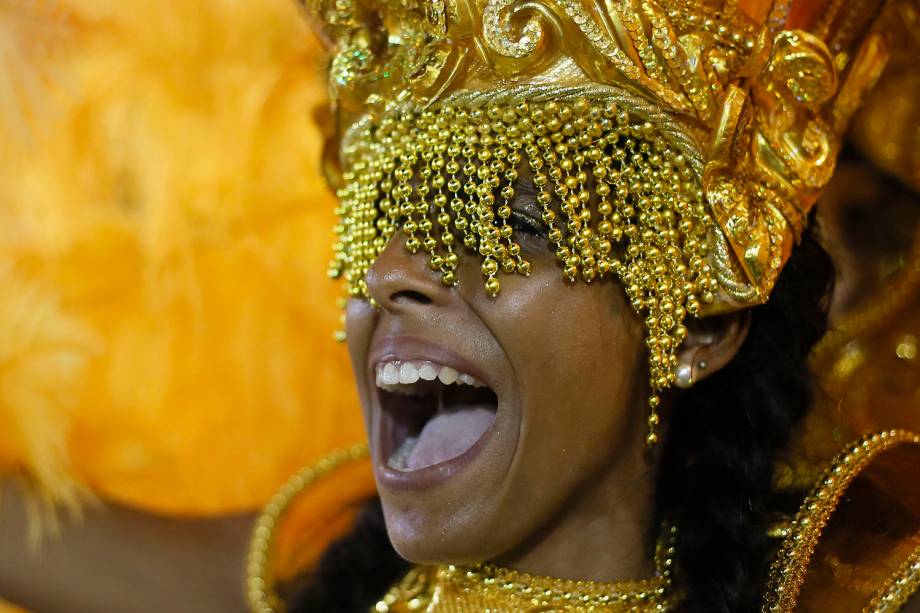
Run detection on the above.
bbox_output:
[764,430,920,612]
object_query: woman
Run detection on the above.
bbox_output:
[248,0,920,611]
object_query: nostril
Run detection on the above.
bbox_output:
[391,290,433,305]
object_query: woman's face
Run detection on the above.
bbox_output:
[345,177,651,564]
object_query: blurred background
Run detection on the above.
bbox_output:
[0,1,365,610]
[0,0,918,612]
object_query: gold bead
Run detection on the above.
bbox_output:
[332,98,718,457]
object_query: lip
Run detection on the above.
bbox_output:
[368,335,500,491]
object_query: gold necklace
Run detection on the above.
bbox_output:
[247,445,677,613]
[375,526,678,613]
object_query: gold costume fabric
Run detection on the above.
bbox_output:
[818,0,920,440]
[786,0,920,489]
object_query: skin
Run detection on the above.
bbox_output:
[345,172,748,582]
[0,480,252,613]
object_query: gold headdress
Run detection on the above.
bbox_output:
[308,0,890,442]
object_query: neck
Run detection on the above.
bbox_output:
[492,413,660,583]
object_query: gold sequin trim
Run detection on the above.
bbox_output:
[763,430,920,612]
[864,543,920,613]
[246,444,369,613]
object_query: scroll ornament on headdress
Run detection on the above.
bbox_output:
[307,0,890,312]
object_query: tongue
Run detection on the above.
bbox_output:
[406,406,494,470]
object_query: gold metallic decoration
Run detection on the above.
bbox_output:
[762,429,920,612]
[794,0,920,486]
[308,0,891,442]
[246,432,920,612]
[310,0,890,304]
[864,544,920,613]
[372,565,672,612]
[246,444,369,613]
[333,96,714,440]
[374,524,679,612]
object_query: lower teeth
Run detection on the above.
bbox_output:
[388,436,418,470]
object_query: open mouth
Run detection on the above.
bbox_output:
[376,360,498,472]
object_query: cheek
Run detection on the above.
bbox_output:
[484,273,645,512]
[345,299,377,423]
[528,287,643,442]
[497,271,643,413]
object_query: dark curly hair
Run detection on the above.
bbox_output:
[655,223,833,611]
[287,224,833,613]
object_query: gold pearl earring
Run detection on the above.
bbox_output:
[675,363,694,388]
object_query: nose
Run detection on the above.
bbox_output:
[365,231,453,313]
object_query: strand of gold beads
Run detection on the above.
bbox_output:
[331,98,716,444]
[864,543,920,612]
[763,430,920,612]
[246,444,369,613]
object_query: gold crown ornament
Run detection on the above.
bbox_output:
[307,0,892,444]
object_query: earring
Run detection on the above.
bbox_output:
[675,363,694,388]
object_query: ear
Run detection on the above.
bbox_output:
[674,311,751,388]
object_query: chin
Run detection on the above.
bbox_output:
[381,501,511,566]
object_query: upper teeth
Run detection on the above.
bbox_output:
[375,360,484,388]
